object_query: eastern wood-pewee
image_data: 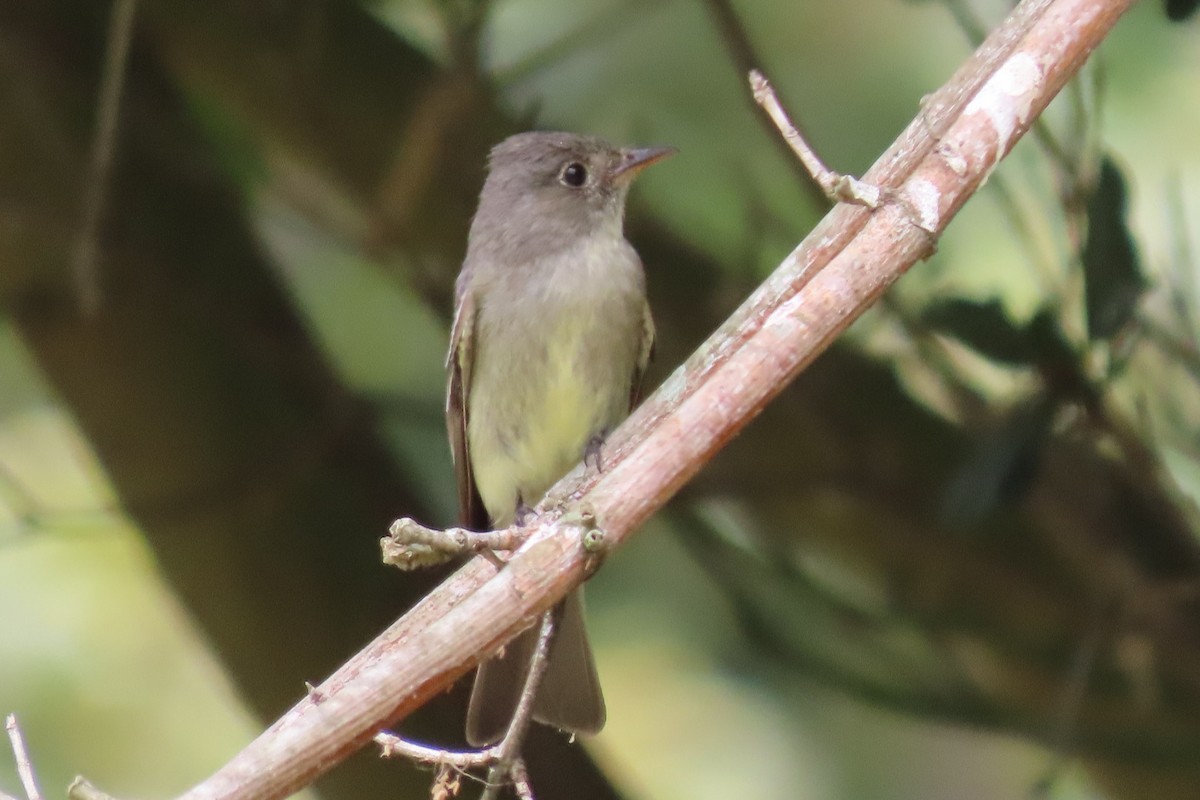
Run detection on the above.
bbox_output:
[447,131,673,746]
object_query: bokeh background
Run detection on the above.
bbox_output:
[2,1,1200,799]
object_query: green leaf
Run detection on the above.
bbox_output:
[922,298,1035,365]
[1083,156,1146,341]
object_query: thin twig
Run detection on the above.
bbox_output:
[480,609,558,800]
[749,70,882,209]
[381,517,524,569]
[73,0,139,315]
[5,715,41,800]
[703,0,827,207]
[509,760,535,800]
[374,611,558,800]
[375,733,494,769]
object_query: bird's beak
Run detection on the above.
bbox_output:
[611,146,677,184]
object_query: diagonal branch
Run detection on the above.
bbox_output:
[87,2,1136,800]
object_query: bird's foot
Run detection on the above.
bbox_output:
[514,501,536,526]
[583,431,608,472]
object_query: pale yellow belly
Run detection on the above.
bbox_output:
[467,322,632,527]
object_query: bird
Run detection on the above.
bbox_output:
[446,130,674,746]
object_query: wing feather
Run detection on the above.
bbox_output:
[446,275,489,530]
[629,300,656,410]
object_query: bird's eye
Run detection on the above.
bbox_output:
[560,162,588,188]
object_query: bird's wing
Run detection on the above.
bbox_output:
[629,298,656,410]
[446,273,489,530]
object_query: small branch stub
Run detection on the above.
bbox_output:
[381,518,524,570]
[7,720,118,800]
[67,779,118,800]
[581,528,606,553]
[749,69,883,209]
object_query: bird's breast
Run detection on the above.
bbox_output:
[466,238,646,523]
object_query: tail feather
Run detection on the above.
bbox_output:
[465,590,605,746]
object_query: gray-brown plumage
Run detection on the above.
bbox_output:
[447,131,672,746]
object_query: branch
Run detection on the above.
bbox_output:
[372,608,558,799]
[86,2,1136,799]
[381,517,521,569]
[750,70,883,208]
[72,0,139,314]
[5,715,41,800]
[702,0,829,207]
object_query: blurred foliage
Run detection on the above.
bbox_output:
[1164,0,1200,22]
[2,1,1200,800]
[1082,156,1145,342]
